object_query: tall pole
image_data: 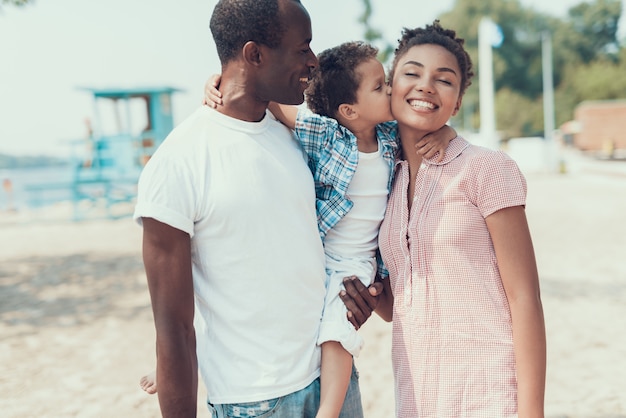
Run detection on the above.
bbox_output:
[542,31,555,141]
[542,31,560,171]
[479,17,498,149]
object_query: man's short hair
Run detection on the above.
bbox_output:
[210,0,298,64]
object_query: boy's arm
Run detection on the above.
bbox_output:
[267,102,298,130]
[416,125,457,162]
[203,75,222,107]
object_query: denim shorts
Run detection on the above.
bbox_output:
[207,362,363,418]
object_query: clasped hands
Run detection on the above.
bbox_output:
[340,276,384,330]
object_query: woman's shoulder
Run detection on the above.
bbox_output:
[460,140,516,164]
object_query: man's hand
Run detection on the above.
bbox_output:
[339,276,383,330]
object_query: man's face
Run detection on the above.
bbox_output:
[256,1,318,105]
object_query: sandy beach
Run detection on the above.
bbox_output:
[1,148,625,417]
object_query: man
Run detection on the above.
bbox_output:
[134,1,366,416]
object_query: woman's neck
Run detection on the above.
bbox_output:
[399,126,427,171]
[399,126,428,210]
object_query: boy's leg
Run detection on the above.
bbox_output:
[139,370,157,394]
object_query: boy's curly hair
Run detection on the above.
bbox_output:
[389,20,474,96]
[305,41,379,118]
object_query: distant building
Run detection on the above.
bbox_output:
[569,100,626,156]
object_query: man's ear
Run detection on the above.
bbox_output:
[337,103,357,121]
[242,41,262,66]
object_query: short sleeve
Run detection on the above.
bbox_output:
[133,154,197,236]
[473,151,527,218]
[294,108,336,156]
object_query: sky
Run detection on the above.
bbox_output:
[1,0,625,157]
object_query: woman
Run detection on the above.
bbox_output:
[357,21,546,417]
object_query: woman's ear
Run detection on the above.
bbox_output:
[452,96,463,116]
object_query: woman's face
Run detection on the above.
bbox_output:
[390,43,462,137]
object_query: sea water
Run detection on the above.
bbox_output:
[0,165,75,211]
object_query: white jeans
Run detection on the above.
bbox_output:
[317,251,376,356]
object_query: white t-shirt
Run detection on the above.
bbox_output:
[324,144,390,259]
[134,106,326,404]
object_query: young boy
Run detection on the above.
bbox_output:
[142,41,456,417]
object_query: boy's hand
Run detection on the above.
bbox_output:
[415,125,457,162]
[202,74,223,108]
[339,276,383,330]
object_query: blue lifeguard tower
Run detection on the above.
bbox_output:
[69,85,182,219]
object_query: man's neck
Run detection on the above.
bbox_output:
[217,73,269,122]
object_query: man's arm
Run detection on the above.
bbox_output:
[142,217,198,417]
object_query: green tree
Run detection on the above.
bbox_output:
[559,49,626,103]
[494,88,544,138]
[1,0,32,6]
[552,1,624,124]
[357,0,394,64]
[567,0,622,62]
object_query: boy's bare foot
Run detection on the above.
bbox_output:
[139,371,157,394]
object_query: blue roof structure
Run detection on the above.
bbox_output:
[69,85,183,219]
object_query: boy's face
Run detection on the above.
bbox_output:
[390,43,462,136]
[352,58,393,125]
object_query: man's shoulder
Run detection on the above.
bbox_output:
[159,106,208,142]
[173,106,215,132]
[146,107,214,165]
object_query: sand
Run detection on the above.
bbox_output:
[1,148,625,417]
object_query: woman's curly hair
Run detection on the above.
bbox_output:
[389,20,474,96]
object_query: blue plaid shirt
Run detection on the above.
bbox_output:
[294,108,399,277]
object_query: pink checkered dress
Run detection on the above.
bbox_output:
[378,137,527,417]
